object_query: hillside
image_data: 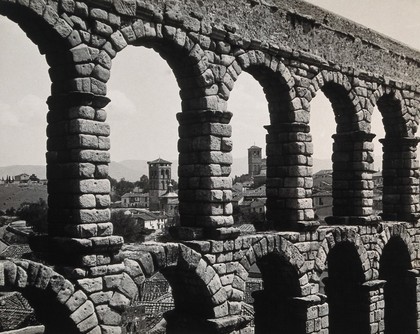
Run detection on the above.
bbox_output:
[0,184,47,212]
[0,156,344,185]
[0,165,46,180]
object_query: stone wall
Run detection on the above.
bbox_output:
[0,0,419,333]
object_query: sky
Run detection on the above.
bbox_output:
[0,1,419,171]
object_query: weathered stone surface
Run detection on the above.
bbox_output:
[66,290,88,312]
[4,1,420,333]
[70,300,95,325]
[77,277,103,293]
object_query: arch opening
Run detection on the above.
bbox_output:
[0,12,56,332]
[379,236,416,334]
[228,71,269,230]
[320,82,355,134]
[371,105,385,216]
[325,241,369,334]
[252,253,304,334]
[231,63,297,231]
[376,93,407,138]
[126,264,216,334]
[107,43,182,242]
[21,286,79,334]
[375,92,417,221]
[310,89,335,223]
[311,81,374,220]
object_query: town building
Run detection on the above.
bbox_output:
[247,146,267,186]
[121,192,149,208]
[313,169,333,189]
[132,210,167,231]
[248,145,263,176]
[159,183,179,217]
[14,173,30,183]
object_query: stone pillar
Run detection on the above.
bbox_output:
[292,294,329,334]
[413,271,420,334]
[174,110,239,240]
[265,123,317,231]
[362,280,386,334]
[380,137,420,221]
[30,93,123,268]
[327,131,377,225]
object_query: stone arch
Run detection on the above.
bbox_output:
[119,243,225,332]
[376,224,416,264]
[368,87,419,222]
[314,229,371,334]
[110,18,224,113]
[106,19,238,234]
[308,70,361,133]
[0,259,91,334]
[0,0,73,52]
[368,86,409,137]
[309,71,376,220]
[240,234,307,283]
[239,234,307,334]
[225,50,295,119]
[314,228,370,281]
[225,51,316,230]
[325,240,371,334]
[378,232,417,334]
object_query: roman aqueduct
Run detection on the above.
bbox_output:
[1,0,420,333]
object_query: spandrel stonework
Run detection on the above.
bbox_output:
[1,0,420,333]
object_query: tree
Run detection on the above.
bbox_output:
[135,174,149,192]
[233,174,252,184]
[111,210,147,243]
[113,178,135,201]
[16,198,48,233]
[171,179,178,191]
[29,174,39,182]
[5,207,15,215]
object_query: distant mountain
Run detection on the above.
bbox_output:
[109,160,148,181]
[111,158,249,181]
[313,158,332,173]
[109,160,179,181]
[0,155,382,183]
[0,165,46,180]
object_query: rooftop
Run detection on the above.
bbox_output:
[147,158,172,165]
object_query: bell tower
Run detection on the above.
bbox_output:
[248,145,262,176]
[148,158,172,211]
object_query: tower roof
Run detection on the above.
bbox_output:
[147,158,172,165]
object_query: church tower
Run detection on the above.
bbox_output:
[248,146,262,176]
[148,158,172,211]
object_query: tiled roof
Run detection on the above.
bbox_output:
[236,224,256,234]
[0,292,38,331]
[250,198,266,207]
[133,211,167,221]
[147,158,172,164]
[0,244,32,259]
[313,169,333,176]
[122,192,149,199]
[313,191,332,197]
[244,185,266,198]
[160,191,178,199]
